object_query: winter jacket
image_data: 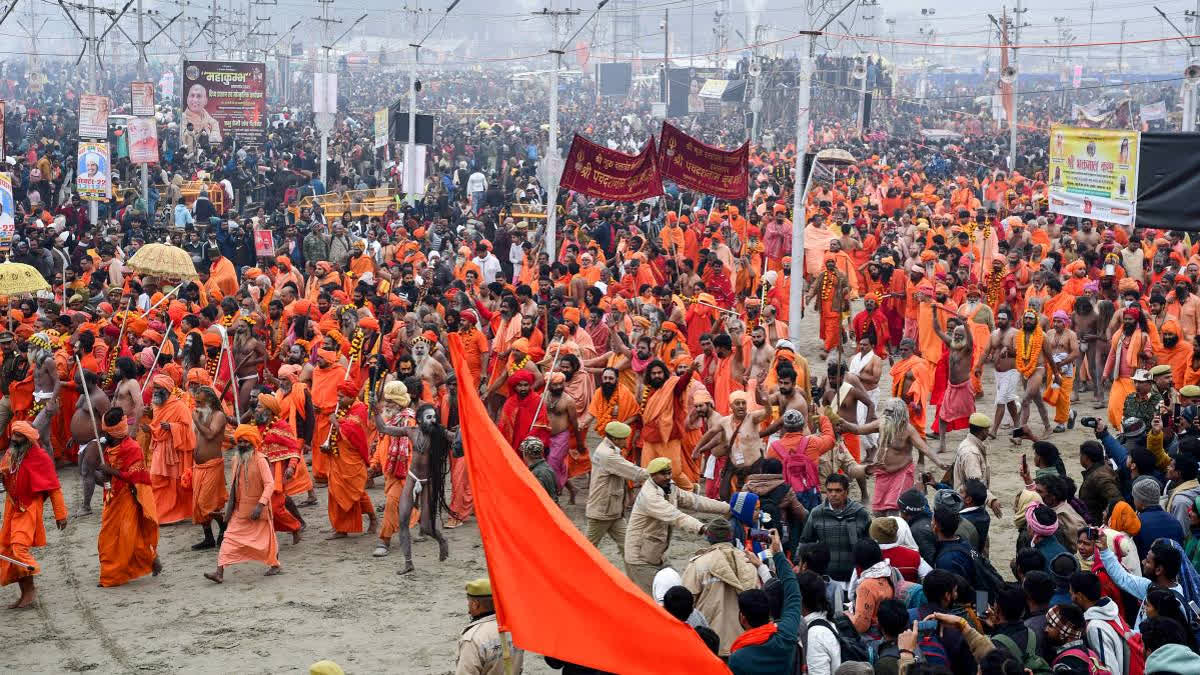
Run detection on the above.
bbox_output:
[1079,463,1123,526]
[623,479,728,567]
[1135,505,1186,560]
[681,542,762,655]
[1145,642,1200,673]
[1083,597,1125,675]
[798,499,871,582]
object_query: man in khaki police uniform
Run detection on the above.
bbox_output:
[455,578,524,674]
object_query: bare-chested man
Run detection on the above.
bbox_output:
[838,397,942,515]
[981,308,1020,438]
[931,306,976,460]
[543,371,584,504]
[1072,295,1104,404]
[756,363,809,439]
[73,368,111,515]
[371,403,451,575]
[191,386,228,550]
[1014,309,1060,442]
[694,391,767,500]
[26,332,59,427]
[747,325,776,382]
[1048,311,1081,433]
[821,362,876,500]
[847,335,884,456]
[411,334,447,405]
[111,357,143,429]
[231,318,266,419]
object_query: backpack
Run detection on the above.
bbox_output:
[914,630,950,669]
[1052,645,1114,675]
[758,483,797,550]
[808,614,870,663]
[773,437,821,509]
[967,547,1007,603]
[1100,612,1145,675]
[991,628,1052,675]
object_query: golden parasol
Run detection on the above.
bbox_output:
[125,243,200,280]
[814,148,857,166]
[0,261,51,294]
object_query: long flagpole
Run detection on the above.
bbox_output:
[527,338,564,436]
[138,319,176,395]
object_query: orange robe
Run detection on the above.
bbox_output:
[891,356,934,438]
[148,394,196,525]
[0,444,66,586]
[326,403,374,534]
[217,450,278,568]
[206,256,239,303]
[640,372,696,491]
[97,437,159,587]
[310,363,347,480]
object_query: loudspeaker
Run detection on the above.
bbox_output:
[389,111,435,145]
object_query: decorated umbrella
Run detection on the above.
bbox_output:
[125,243,199,280]
[0,261,51,294]
[814,148,857,166]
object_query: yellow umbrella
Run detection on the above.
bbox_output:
[0,261,51,294]
[126,243,199,280]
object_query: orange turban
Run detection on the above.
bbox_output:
[317,348,339,364]
[168,300,187,325]
[143,329,163,344]
[187,368,210,385]
[510,338,531,354]
[276,256,292,270]
[548,372,566,385]
[258,393,282,415]
[1118,278,1139,292]
[1162,319,1182,336]
[358,316,380,332]
[562,307,581,324]
[9,421,38,443]
[337,380,360,398]
[202,332,221,348]
[233,424,262,448]
[101,416,128,439]
[152,374,175,392]
[277,364,302,381]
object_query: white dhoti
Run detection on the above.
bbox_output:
[848,352,881,453]
[995,368,1022,406]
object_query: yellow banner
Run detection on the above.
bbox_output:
[1048,125,1139,225]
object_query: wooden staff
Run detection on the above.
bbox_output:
[527,338,564,437]
[681,295,740,317]
[75,354,111,490]
[104,298,135,388]
[138,283,181,317]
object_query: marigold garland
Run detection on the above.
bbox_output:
[1015,326,1044,378]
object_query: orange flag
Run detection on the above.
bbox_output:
[448,334,727,674]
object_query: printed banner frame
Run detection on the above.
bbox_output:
[77,141,112,201]
[0,172,13,253]
[127,118,160,164]
[1048,125,1140,226]
[78,94,110,139]
[559,134,664,202]
[182,60,267,146]
[131,81,155,117]
[658,121,750,200]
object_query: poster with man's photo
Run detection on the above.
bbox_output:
[181,60,267,146]
[0,172,13,252]
[77,141,111,201]
[78,94,110,139]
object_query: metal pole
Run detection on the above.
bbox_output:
[406,43,417,206]
[210,0,217,59]
[137,0,149,215]
[857,54,867,134]
[788,33,813,343]
[1118,20,1126,75]
[88,0,98,227]
[1009,0,1020,172]
[547,48,560,256]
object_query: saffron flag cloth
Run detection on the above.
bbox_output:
[558,133,665,202]
[658,121,750,199]
[448,334,726,675]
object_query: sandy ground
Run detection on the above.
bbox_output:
[0,302,1102,674]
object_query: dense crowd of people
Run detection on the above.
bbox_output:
[4,51,1200,675]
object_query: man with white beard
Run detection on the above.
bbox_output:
[411,332,447,409]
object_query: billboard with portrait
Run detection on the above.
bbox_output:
[0,172,13,252]
[79,94,110,139]
[127,118,160,164]
[182,60,267,146]
[131,81,155,117]
[77,141,111,201]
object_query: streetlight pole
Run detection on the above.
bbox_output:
[88,0,98,227]
[539,0,604,256]
[407,1,461,207]
[789,0,857,343]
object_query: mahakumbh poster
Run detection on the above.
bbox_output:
[77,141,111,201]
[1048,125,1139,226]
[182,60,267,146]
[127,118,160,164]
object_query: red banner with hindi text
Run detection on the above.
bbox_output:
[559,134,664,202]
[658,121,750,199]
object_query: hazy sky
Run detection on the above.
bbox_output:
[9,0,1197,74]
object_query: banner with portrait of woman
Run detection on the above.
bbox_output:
[181,60,267,146]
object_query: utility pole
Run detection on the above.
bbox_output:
[313,0,340,188]
[535,4,582,254]
[89,0,98,226]
[885,18,895,68]
[1010,0,1025,172]
[663,8,669,105]
[1086,0,1094,71]
[790,0,857,343]
[750,23,764,142]
[1118,20,1126,74]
